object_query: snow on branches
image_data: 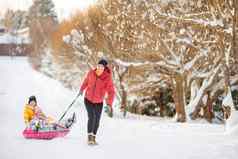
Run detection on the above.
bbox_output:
[44,0,238,121]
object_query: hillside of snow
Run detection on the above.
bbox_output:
[0,56,238,159]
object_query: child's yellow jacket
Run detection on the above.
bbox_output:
[23,104,35,124]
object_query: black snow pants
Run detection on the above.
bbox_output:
[84,98,103,135]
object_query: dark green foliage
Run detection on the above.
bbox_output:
[158,88,175,117]
[213,96,223,112]
[232,90,238,110]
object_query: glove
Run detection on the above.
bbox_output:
[78,91,83,97]
[105,104,113,118]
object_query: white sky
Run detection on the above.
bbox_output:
[0,0,96,20]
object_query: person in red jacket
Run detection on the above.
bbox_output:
[79,59,115,145]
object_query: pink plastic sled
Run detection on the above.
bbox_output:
[22,129,70,140]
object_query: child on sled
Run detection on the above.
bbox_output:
[23,96,76,131]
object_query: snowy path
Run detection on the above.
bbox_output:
[0,57,238,159]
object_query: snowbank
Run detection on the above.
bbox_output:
[1,57,238,159]
[0,33,30,44]
[225,111,238,135]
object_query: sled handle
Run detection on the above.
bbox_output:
[58,92,80,122]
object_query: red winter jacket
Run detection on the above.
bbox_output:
[80,68,115,107]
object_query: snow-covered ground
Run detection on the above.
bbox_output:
[0,56,238,159]
[0,32,30,44]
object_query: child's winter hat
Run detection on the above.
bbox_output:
[98,58,108,67]
[28,95,37,104]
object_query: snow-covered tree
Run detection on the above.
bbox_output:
[205,0,238,123]
[27,0,58,68]
[28,0,57,22]
[43,0,238,122]
[4,9,27,32]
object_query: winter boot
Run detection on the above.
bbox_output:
[92,135,98,145]
[88,134,94,145]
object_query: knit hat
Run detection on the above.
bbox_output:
[98,59,108,67]
[28,95,37,104]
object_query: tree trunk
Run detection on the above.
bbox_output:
[158,92,165,117]
[233,0,238,61]
[204,92,214,123]
[120,84,127,109]
[116,66,129,111]
[224,65,231,94]
[173,74,186,122]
